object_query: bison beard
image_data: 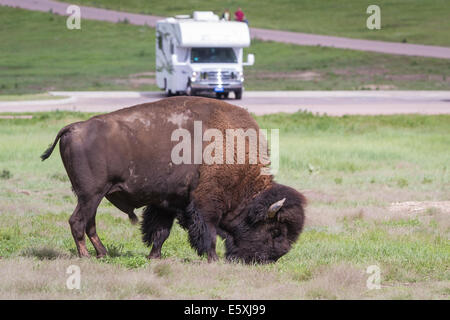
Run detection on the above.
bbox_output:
[41,96,306,264]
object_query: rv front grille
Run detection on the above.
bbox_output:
[204,71,236,81]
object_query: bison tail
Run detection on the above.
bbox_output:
[40,124,74,161]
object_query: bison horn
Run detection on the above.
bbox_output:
[267,198,286,218]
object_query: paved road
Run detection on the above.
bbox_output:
[1,91,449,116]
[2,0,450,59]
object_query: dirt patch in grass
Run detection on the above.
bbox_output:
[20,246,70,260]
[332,66,449,90]
[302,189,337,204]
[304,263,367,299]
[301,184,450,227]
[389,201,450,214]
[386,74,450,82]
[305,206,392,229]
[333,67,449,82]
[252,71,321,81]
[112,78,156,87]
[129,72,155,78]
[389,201,450,231]
[358,84,398,90]
[367,280,450,300]
[112,72,156,88]
[333,67,389,76]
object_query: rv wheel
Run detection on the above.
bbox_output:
[164,79,172,97]
[234,89,242,100]
[186,80,196,96]
[186,84,194,96]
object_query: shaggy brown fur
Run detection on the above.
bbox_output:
[41,96,306,263]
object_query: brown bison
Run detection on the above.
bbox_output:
[41,96,305,263]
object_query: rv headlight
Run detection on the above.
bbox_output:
[191,71,197,82]
[238,72,244,82]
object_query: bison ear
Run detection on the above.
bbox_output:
[267,198,286,219]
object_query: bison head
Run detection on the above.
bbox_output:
[219,183,306,264]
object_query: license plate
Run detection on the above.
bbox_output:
[214,87,224,92]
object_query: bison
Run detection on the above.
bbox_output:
[41,96,305,263]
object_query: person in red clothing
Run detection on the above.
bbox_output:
[234,7,247,24]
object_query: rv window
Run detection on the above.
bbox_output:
[191,48,237,63]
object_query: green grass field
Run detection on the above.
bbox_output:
[62,0,450,46]
[0,94,68,101]
[0,111,448,299]
[1,6,449,96]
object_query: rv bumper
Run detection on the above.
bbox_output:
[191,82,242,93]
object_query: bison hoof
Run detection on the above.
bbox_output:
[207,253,219,263]
[96,254,107,259]
[78,251,90,258]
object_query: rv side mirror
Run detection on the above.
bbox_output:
[243,53,255,66]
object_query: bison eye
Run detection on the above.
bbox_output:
[271,228,281,238]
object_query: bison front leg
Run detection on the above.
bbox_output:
[184,202,219,262]
[205,225,219,263]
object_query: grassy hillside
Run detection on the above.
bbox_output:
[62,0,450,46]
[0,7,156,95]
[1,7,449,95]
[0,111,448,298]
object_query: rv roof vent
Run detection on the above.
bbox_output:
[175,15,190,19]
[193,11,219,22]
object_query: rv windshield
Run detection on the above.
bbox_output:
[191,48,237,63]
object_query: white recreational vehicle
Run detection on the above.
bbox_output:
[155,11,254,99]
